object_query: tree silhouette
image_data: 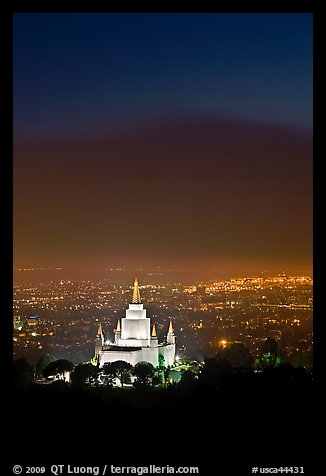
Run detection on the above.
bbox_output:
[13,358,33,384]
[255,338,283,369]
[35,353,56,378]
[179,369,197,390]
[158,354,165,369]
[132,361,155,388]
[198,357,232,387]
[156,354,167,386]
[102,363,116,387]
[152,374,163,386]
[70,363,99,387]
[290,352,313,370]
[43,359,74,380]
[261,338,278,355]
[218,343,253,369]
[102,360,132,388]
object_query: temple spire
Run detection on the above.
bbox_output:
[116,319,121,332]
[132,277,141,304]
[167,319,175,345]
[152,324,157,337]
[97,322,103,336]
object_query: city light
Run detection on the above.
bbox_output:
[13,273,313,363]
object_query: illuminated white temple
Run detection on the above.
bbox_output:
[95,278,176,368]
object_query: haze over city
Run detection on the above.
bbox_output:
[14,13,312,277]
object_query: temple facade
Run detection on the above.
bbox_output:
[95,278,176,368]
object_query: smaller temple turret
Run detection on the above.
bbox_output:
[114,319,121,345]
[95,322,104,358]
[150,323,158,347]
[167,320,176,345]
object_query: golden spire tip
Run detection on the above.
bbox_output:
[132,277,141,304]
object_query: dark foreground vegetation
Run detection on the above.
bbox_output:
[10,358,317,474]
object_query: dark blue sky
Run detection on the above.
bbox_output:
[14,13,312,139]
[13,13,313,273]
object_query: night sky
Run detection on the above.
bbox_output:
[13,13,313,275]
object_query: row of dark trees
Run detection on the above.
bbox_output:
[13,354,313,397]
[101,361,162,388]
[13,356,163,389]
[13,338,312,389]
[68,360,161,388]
[215,338,312,370]
[214,338,281,369]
